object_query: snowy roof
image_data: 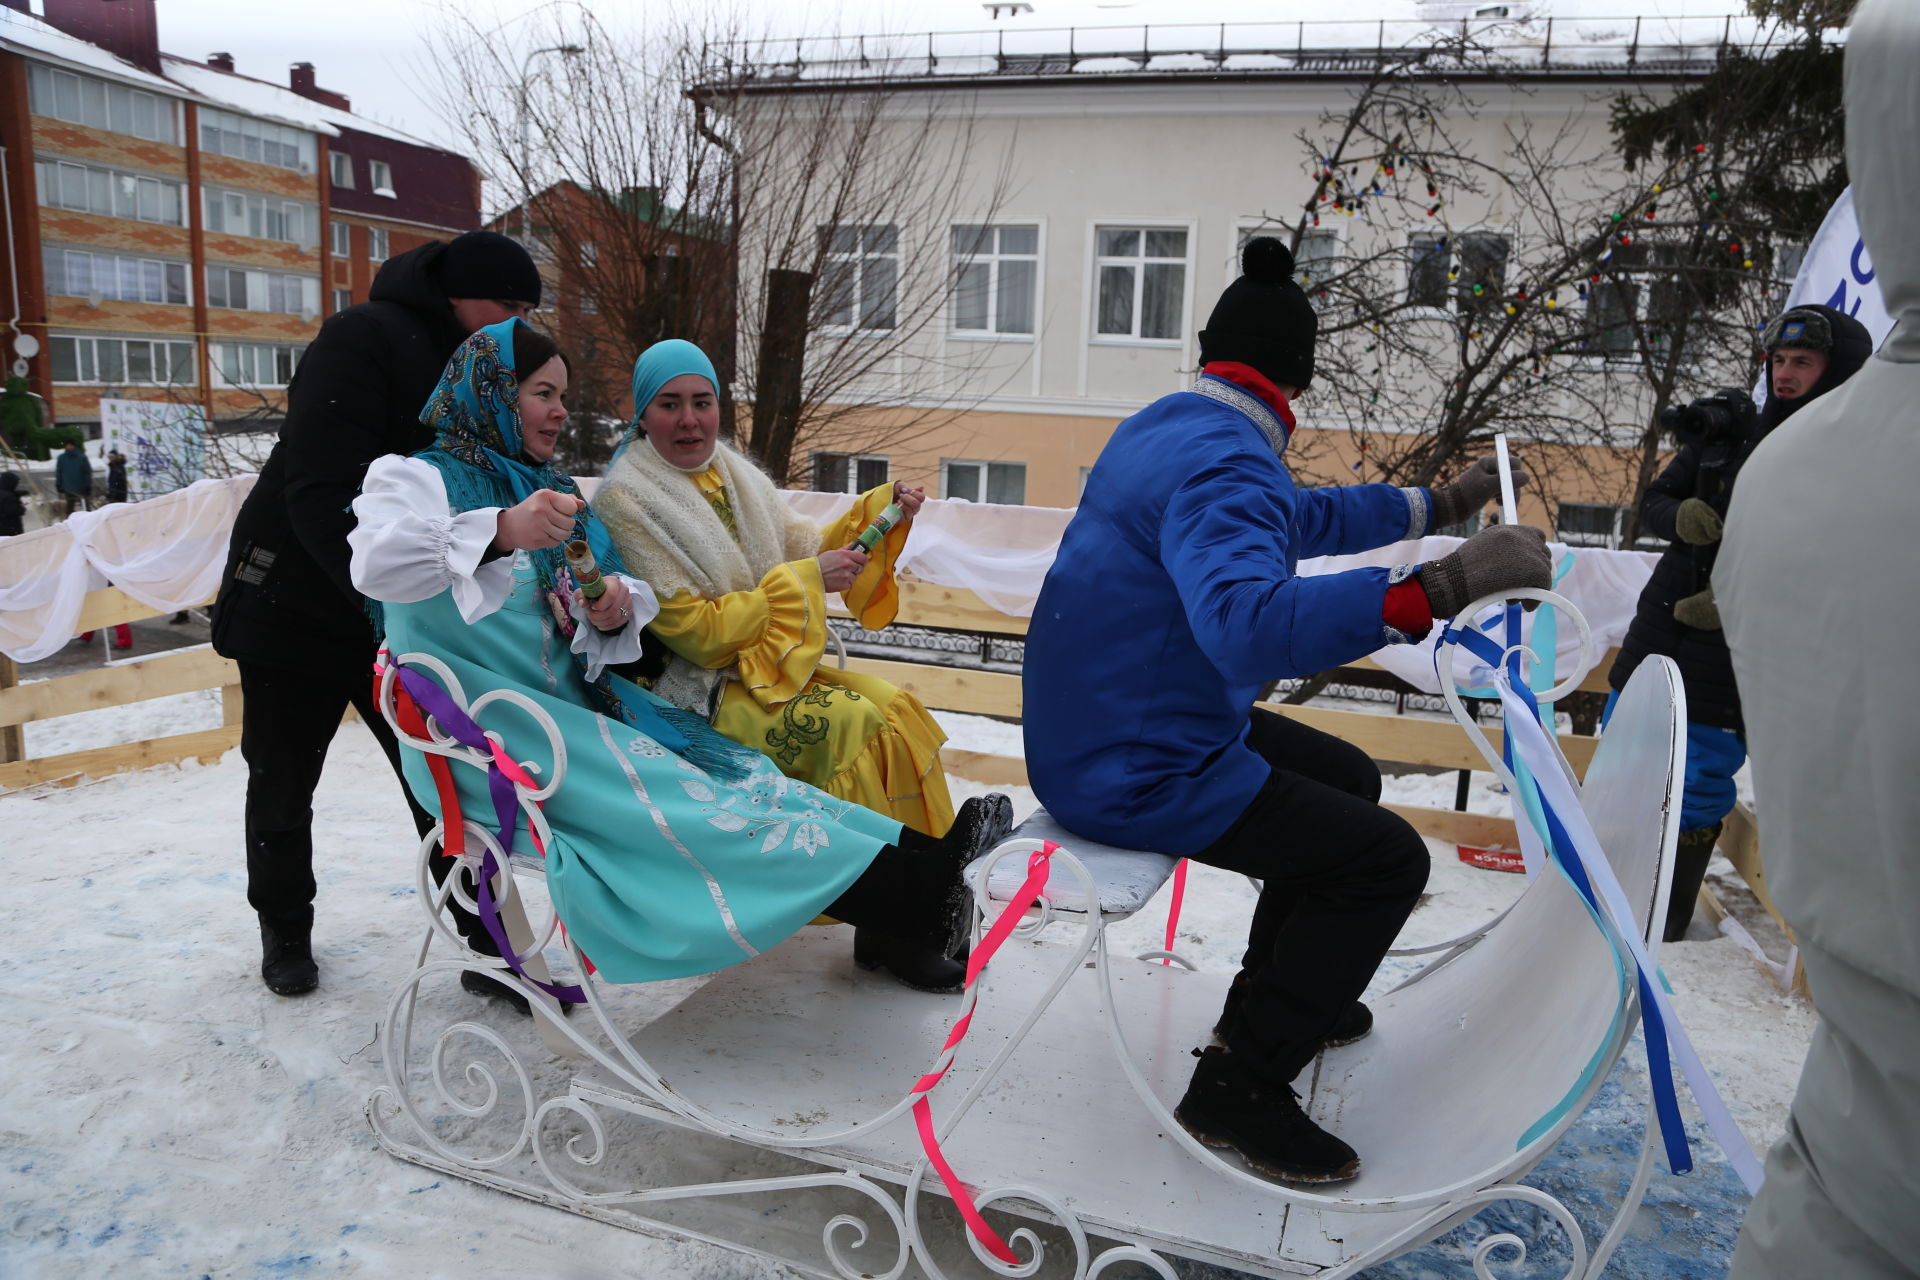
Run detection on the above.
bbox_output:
[162,57,432,148]
[0,9,432,148]
[0,8,184,97]
[709,3,1807,86]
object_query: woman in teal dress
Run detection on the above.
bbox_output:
[347,319,1011,984]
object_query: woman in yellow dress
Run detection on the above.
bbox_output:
[594,339,964,990]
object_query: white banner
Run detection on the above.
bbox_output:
[100,398,209,501]
[1781,186,1894,347]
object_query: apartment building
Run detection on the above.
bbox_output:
[711,6,1779,543]
[0,0,479,438]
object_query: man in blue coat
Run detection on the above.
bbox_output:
[1024,237,1553,1182]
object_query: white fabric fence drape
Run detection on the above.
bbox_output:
[4,478,1653,692]
[0,475,256,663]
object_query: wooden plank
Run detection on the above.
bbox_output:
[1383,803,1519,849]
[0,655,22,764]
[222,682,245,728]
[939,746,1030,788]
[0,646,239,728]
[841,655,1025,718]
[1258,701,1598,778]
[0,724,241,791]
[1717,802,1792,942]
[72,587,214,634]
[831,580,1029,637]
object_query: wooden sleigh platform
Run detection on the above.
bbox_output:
[364,599,1687,1279]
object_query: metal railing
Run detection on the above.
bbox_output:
[700,14,1810,89]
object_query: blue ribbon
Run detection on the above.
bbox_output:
[1444,621,1694,1178]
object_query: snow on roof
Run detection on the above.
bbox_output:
[0,7,185,97]
[0,10,436,148]
[162,56,433,148]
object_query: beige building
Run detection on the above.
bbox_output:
[719,9,1773,546]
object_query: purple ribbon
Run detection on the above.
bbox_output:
[392,663,586,1006]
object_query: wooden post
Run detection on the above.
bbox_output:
[222,681,244,730]
[0,654,23,765]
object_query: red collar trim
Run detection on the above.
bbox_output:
[1201,362,1296,435]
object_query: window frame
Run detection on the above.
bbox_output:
[34,156,185,226]
[44,246,191,306]
[368,159,395,196]
[811,452,892,495]
[1405,229,1512,317]
[48,333,198,386]
[941,457,1027,506]
[198,108,317,173]
[948,220,1043,342]
[816,223,901,336]
[28,64,179,144]
[329,222,351,258]
[1088,219,1195,348]
[367,227,390,263]
[329,151,355,190]
[202,186,317,247]
[212,341,308,389]
[204,265,322,316]
[1233,222,1343,312]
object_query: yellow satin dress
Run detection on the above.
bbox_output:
[646,470,956,838]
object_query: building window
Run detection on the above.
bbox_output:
[812,453,890,494]
[34,157,184,225]
[1581,242,1688,360]
[329,222,351,257]
[43,247,189,305]
[332,288,352,313]
[951,223,1038,336]
[205,266,321,316]
[213,342,307,388]
[329,151,354,190]
[367,227,389,262]
[1556,501,1628,549]
[369,159,394,195]
[943,459,1026,505]
[49,335,196,386]
[1408,232,1511,312]
[818,225,898,332]
[203,188,316,246]
[199,108,315,173]
[1095,226,1187,342]
[27,64,178,144]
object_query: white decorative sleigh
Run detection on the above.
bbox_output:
[365,593,1689,1279]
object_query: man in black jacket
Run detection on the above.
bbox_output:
[1607,303,1872,941]
[213,231,542,997]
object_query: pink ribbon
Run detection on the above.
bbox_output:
[1161,858,1190,964]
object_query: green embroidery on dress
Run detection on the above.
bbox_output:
[703,487,740,542]
[765,683,863,767]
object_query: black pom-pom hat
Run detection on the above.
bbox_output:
[1198,236,1318,393]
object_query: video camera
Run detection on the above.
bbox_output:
[1658,387,1757,447]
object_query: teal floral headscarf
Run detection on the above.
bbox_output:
[410,319,751,776]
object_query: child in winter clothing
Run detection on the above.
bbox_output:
[1024,237,1554,1183]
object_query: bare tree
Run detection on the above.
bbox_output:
[420,4,1015,484]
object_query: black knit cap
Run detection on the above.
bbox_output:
[437,230,542,306]
[1198,236,1318,392]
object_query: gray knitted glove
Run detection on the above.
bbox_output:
[1417,524,1553,619]
[1673,498,1724,547]
[1429,456,1531,531]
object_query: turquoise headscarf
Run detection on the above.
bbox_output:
[410,320,751,776]
[615,338,720,457]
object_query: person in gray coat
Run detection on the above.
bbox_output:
[1718,1,1919,1273]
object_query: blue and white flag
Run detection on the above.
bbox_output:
[1782,185,1893,346]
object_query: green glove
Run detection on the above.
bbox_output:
[1674,587,1722,630]
[1674,498,1724,547]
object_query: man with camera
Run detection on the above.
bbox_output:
[1607,302,1871,941]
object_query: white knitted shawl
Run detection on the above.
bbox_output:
[595,436,820,717]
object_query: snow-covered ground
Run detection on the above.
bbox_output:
[1,701,1812,1278]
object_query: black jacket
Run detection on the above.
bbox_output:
[105,459,128,504]
[0,472,23,537]
[1611,305,1873,731]
[213,242,467,672]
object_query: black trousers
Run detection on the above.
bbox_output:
[240,659,486,948]
[821,826,953,945]
[1194,708,1431,1085]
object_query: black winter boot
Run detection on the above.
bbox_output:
[1175,1047,1360,1184]
[854,931,968,993]
[1664,823,1722,943]
[460,966,578,1018]
[259,918,318,996]
[1213,970,1373,1049]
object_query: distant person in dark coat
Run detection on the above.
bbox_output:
[0,472,24,536]
[104,450,128,504]
[54,441,91,517]
[1606,302,1870,941]
[211,230,543,999]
